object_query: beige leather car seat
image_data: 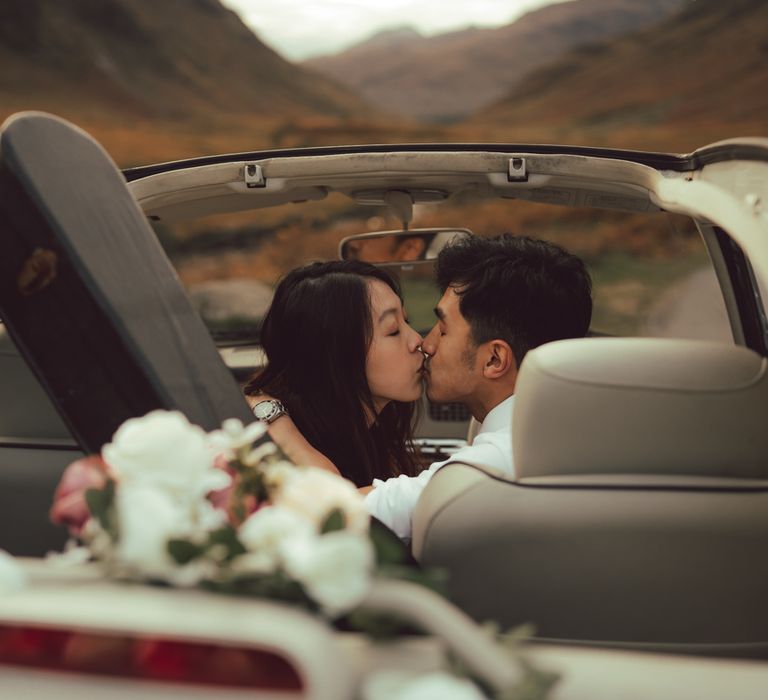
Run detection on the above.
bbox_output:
[413,337,768,657]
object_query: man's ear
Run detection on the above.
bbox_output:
[482,339,516,381]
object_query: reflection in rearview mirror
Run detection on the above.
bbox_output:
[339,228,473,266]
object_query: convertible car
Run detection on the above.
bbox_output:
[1,111,768,697]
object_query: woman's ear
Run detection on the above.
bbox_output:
[482,339,516,380]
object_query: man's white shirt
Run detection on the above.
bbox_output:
[364,395,515,540]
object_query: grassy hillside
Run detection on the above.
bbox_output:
[467,0,768,151]
[0,0,378,165]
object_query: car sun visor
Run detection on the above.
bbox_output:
[0,112,255,452]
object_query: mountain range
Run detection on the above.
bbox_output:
[471,0,768,149]
[0,0,370,124]
[304,0,685,122]
[0,0,765,164]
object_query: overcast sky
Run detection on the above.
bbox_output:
[221,0,569,61]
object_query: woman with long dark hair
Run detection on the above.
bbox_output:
[244,260,425,486]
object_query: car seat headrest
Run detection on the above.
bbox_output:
[513,338,768,479]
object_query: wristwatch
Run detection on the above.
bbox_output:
[251,399,289,424]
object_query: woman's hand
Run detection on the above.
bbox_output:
[247,394,341,476]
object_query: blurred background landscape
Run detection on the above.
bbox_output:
[1,0,765,337]
[2,0,765,163]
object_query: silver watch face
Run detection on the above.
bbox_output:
[252,399,283,422]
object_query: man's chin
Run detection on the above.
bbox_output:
[425,386,448,404]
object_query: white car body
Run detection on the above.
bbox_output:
[1,112,768,697]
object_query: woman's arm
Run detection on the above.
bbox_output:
[247,395,341,476]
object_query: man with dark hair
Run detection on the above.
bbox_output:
[364,234,592,539]
[345,233,427,263]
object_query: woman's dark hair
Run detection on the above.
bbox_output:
[244,260,420,486]
[436,234,593,368]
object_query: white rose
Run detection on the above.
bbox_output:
[113,480,229,581]
[0,550,26,593]
[103,410,230,497]
[262,461,297,489]
[280,531,374,616]
[364,671,488,700]
[241,441,279,468]
[208,418,267,455]
[166,558,219,588]
[193,498,229,534]
[274,467,370,534]
[45,540,92,567]
[229,551,277,576]
[238,505,315,556]
[114,484,188,578]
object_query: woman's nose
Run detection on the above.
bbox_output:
[408,327,423,352]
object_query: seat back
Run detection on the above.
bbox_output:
[515,337,768,479]
[413,338,768,656]
[0,112,254,452]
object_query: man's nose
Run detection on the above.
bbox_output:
[422,324,439,355]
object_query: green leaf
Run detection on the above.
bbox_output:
[212,571,317,612]
[377,564,449,595]
[369,518,411,567]
[208,526,247,559]
[85,479,115,534]
[236,469,269,502]
[320,508,346,534]
[500,623,537,646]
[167,539,206,565]
[339,609,422,639]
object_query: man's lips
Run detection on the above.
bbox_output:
[418,348,431,376]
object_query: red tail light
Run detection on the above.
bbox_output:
[0,624,302,690]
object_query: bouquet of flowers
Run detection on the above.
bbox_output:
[49,409,399,617]
[46,409,558,700]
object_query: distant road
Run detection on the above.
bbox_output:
[643,267,732,342]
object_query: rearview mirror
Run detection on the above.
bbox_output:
[339,228,473,266]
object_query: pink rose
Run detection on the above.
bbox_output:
[208,455,235,512]
[50,456,109,536]
[209,454,262,525]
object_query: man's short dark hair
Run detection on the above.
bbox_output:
[435,234,592,367]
